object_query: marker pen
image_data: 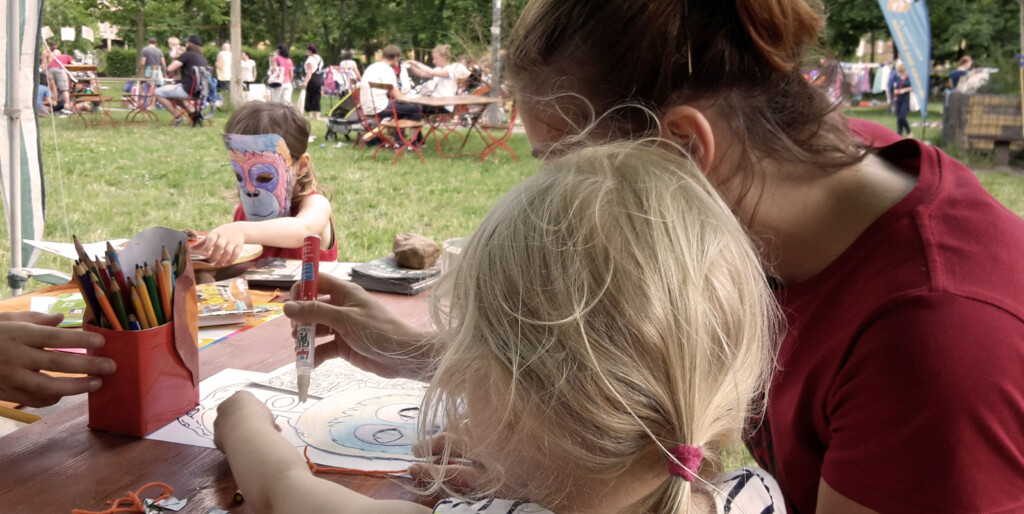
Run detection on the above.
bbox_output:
[295,234,320,402]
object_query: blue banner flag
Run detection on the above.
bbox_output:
[879,0,932,121]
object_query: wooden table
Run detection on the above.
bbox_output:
[0,286,433,513]
[401,95,501,158]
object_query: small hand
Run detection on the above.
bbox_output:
[195,223,246,267]
[0,311,116,407]
[409,432,486,492]
[283,274,435,380]
[213,390,279,452]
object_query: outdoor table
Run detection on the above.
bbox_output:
[401,95,501,158]
[0,283,435,512]
[97,77,163,122]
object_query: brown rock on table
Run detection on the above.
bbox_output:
[393,233,440,269]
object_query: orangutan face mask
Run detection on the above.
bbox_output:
[223,133,295,221]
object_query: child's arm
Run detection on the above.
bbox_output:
[199,194,333,266]
[214,390,431,514]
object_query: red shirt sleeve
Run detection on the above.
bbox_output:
[822,293,1024,513]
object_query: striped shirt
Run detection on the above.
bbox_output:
[432,467,783,513]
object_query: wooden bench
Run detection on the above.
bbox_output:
[966,133,1024,168]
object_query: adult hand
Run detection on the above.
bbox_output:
[0,311,116,407]
[194,223,246,267]
[213,390,279,452]
[283,274,435,380]
[409,432,486,492]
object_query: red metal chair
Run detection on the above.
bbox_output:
[476,101,518,163]
[366,82,424,164]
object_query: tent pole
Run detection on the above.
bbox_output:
[6,0,24,295]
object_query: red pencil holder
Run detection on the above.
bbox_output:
[85,320,197,437]
[84,227,201,437]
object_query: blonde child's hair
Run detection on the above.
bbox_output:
[223,101,327,203]
[420,141,779,513]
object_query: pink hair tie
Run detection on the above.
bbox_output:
[668,444,703,482]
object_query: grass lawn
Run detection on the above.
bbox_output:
[4,102,1024,298]
[1,106,537,297]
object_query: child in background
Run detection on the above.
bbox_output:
[197,102,337,266]
[213,142,784,513]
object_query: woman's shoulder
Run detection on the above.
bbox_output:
[433,499,553,514]
[710,467,786,514]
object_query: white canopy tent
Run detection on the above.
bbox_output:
[1,0,46,296]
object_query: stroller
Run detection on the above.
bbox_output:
[324,88,364,142]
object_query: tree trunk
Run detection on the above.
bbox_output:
[230,0,243,109]
[134,7,145,70]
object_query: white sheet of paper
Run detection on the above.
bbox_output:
[24,238,129,261]
[81,26,94,42]
[29,296,58,314]
[146,368,418,472]
[41,26,53,40]
[60,27,75,41]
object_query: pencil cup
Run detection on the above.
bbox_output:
[84,227,201,437]
[85,320,197,437]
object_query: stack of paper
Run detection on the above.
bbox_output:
[350,255,441,295]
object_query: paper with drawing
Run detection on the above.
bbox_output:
[147,359,430,470]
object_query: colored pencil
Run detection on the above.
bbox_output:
[143,264,165,325]
[93,285,123,331]
[161,260,175,320]
[72,235,94,270]
[109,281,130,330]
[172,240,184,276]
[96,260,112,294]
[73,263,99,318]
[155,259,171,322]
[110,259,129,300]
[130,283,152,330]
[134,282,158,329]
[128,315,142,331]
[105,241,122,268]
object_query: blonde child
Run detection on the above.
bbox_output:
[214,142,783,513]
[197,102,337,266]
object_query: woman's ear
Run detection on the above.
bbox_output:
[661,106,716,174]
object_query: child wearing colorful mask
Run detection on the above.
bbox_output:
[214,142,784,513]
[197,102,337,266]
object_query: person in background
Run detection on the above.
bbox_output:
[240,51,257,89]
[138,37,166,109]
[302,44,325,120]
[36,74,57,117]
[406,44,471,114]
[949,55,972,90]
[154,34,209,125]
[0,311,115,408]
[268,45,295,104]
[215,42,232,93]
[43,43,73,115]
[339,49,361,91]
[167,36,183,62]
[359,45,421,122]
[219,142,783,513]
[893,63,913,137]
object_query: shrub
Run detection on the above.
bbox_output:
[103,48,137,77]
